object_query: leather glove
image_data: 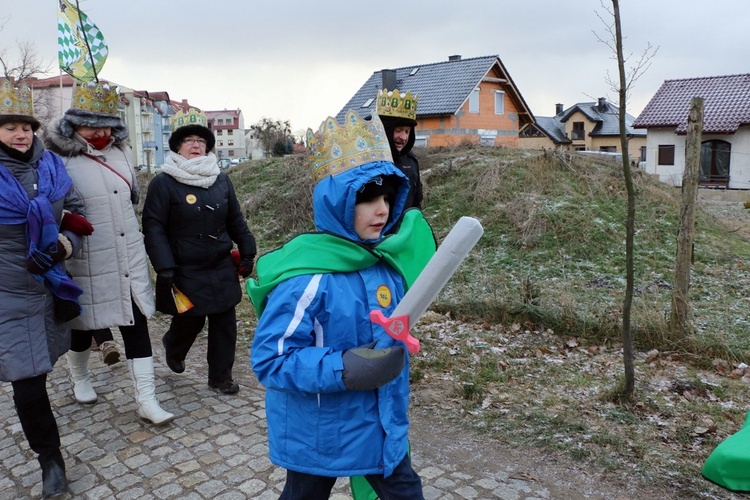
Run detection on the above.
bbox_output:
[26,235,71,274]
[155,270,176,314]
[156,269,174,297]
[60,212,94,236]
[341,342,405,391]
[231,249,254,278]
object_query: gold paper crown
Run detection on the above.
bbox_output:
[71,81,119,116]
[375,88,418,122]
[172,107,207,131]
[307,111,392,185]
[0,79,34,117]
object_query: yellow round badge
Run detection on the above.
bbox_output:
[376,285,392,308]
[186,194,197,204]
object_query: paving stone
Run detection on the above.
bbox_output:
[0,323,578,499]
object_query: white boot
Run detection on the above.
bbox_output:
[66,349,97,404]
[127,357,175,426]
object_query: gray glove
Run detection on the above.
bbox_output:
[341,342,406,391]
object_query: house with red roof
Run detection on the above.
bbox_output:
[633,74,750,189]
[337,55,535,148]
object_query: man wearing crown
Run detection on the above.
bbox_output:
[377,89,423,210]
[248,112,435,499]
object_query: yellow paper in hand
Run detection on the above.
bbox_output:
[172,286,194,313]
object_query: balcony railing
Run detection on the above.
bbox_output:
[571,130,586,141]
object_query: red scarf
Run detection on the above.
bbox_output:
[86,136,111,150]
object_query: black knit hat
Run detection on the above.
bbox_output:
[169,124,215,153]
[356,175,398,204]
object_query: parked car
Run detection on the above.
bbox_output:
[217,158,232,169]
[237,157,249,163]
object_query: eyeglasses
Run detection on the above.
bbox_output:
[182,137,207,146]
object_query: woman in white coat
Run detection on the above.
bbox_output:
[44,81,173,426]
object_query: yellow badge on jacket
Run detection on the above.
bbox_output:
[185,194,197,204]
[376,284,392,308]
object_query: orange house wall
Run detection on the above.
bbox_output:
[415,81,522,148]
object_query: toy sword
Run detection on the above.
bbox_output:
[370,216,484,353]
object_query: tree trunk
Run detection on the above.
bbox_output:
[611,0,635,399]
[669,97,704,339]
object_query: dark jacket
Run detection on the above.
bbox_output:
[141,172,256,316]
[380,116,423,209]
[0,138,84,381]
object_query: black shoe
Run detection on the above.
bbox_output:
[209,379,239,394]
[162,336,184,373]
[41,458,68,499]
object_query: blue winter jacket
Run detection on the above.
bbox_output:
[251,160,413,477]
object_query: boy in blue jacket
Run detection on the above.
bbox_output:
[247,111,435,499]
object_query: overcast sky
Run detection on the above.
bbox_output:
[2,1,748,133]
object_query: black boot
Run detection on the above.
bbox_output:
[40,451,68,498]
[12,375,69,498]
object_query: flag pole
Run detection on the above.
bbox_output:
[74,0,100,83]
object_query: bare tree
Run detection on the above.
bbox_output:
[0,40,52,81]
[595,0,658,399]
[250,117,293,157]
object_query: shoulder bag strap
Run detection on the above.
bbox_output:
[82,153,132,191]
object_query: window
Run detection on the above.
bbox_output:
[469,88,479,113]
[413,136,427,148]
[228,140,234,146]
[571,122,585,140]
[494,91,505,115]
[218,141,223,147]
[362,98,374,108]
[640,146,647,162]
[599,146,617,152]
[217,130,223,136]
[228,130,233,135]
[700,140,731,183]
[657,145,675,166]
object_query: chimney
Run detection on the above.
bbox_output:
[597,97,607,111]
[381,69,397,91]
[448,54,462,62]
[555,103,563,115]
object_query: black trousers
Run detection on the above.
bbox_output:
[70,300,152,359]
[162,307,237,382]
[12,374,63,465]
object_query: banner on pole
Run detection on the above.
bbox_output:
[57,0,108,82]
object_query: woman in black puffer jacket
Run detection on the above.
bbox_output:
[142,111,256,395]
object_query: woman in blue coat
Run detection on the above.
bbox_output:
[249,113,436,499]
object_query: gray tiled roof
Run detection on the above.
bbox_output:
[633,74,750,133]
[534,116,570,143]
[336,55,524,122]
[535,100,644,143]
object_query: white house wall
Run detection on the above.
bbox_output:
[644,127,685,186]
[644,126,750,189]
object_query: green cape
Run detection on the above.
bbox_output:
[246,209,437,317]
[702,411,750,492]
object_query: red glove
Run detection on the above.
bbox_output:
[60,212,94,236]
[27,235,70,274]
[231,249,241,267]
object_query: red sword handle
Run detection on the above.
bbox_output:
[369,310,420,354]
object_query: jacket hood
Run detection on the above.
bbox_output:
[313,160,409,244]
[380,115,415,163]
[44,118,128,157]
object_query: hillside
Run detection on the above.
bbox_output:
[140,146,750,497]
